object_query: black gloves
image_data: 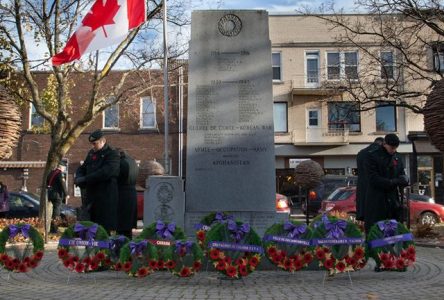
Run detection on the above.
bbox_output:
[74,176,86,185]
[392,175,409,187]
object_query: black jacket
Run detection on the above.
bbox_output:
[117,152,139,231]
[76,144,120,231]
[46,169,68,202]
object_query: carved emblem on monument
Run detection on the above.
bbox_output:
[218,14,242,37]
[154,182,174,204]
[154,204,175,222]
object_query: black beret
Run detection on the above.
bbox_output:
[384,133,400,147]
[89,130,104,142]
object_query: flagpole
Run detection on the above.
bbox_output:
[163,0,169,174]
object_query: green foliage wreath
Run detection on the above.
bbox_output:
[195,212,233,250]
[0,223,44,272]
[263,220,314,272]
[162,240,204,277]
[205,220,263,279]
[366,219,415,271]
[119,237,158,277]
[311,215,367,275]
[57,221,110,273]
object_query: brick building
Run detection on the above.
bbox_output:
[0,67,187,207]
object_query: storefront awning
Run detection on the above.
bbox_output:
[275,143,413,156]
[0,161,46,168]
[412,140,440,153]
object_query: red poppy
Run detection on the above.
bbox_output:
[196,231,206,241]
[407,246,416,256]
[379,252,390,262]
[284,259,293,270]
[223,256,232,264]
[23,256,31,264]
[82,257,92,265]
[96,252,106,261]
[6,260,14,270]
[18,263,28,273]
[34,251,44,260]
[315,248,325,260]
[71,256,79,263]
[92,154,97,160]
[180,267,191,277]
[354,247,364,259]
[209,249,220,260]
[323,259,335,270]
[235,258,245,266]
[28,259,38,269]
[137,267,149,277]
[392,159,398,166]
[166,260,176,269]
[267,246,277,256]
[57,248,68,258]
[157,260,165,269]
[225,266,237,278]
[396,258,406,269]
[193,261,202,271]
[216,260,226,271]
[400,250,408,259]
[238,265,248,276]
[249,256,259,267]
[114,262,122,271]
[0,253,9,262]
[407,253,416,262]
[75,263,85,273]
[149,260,158,270]
[90,261,99,271]
[336,261,346,272]
[383,259,394,269]
[12,258,20,266]
[63,259,71,268]
[272,255,282,264]
[303,253,313,264]
[294,259,303,271]
[123,262,132,272]
[348,257,357,267]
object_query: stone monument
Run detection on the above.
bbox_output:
[185,10,281,236]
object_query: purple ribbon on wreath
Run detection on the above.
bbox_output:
[109,235,127,252]
[323,217,347,239]
[214,212,234,223]
[9,224,31,239]
[227,220,250,242]
[377,219,398,237]
[156,221,176,239]
[74,223,98,240]
[175,240,193,254]
[283,221,306,239]
[129,240,148,255]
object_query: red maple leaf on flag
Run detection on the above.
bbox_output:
[82,0,121,38]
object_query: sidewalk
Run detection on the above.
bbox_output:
[0,246,443,300]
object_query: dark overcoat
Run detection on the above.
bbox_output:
[356,142,380,221]
[363,146,405,231]
[76,144,120,231]
[117,152,139,231]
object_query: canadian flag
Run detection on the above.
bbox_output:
[51,0,146,66]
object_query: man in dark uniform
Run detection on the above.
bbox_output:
[363,133,409,234]
[47,161,68,233]
[116,150,139,239]
[75,130,120,233]
[356,137,384,221]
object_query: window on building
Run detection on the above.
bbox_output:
[307,109,320,127]
[327,51,359,80]
[30,104,44,128]
[306,51,320,86]
[272,52,282,81]
[140,97,156,128]
[432,44,444,73]
[273,102,287,132]
[103,97,119,129]
[381,51,394,79]
[376,101,396,132]
[328,102,361,132]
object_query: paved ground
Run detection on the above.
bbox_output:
[1,246,443,300]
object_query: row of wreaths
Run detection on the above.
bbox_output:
[0,212,415,278]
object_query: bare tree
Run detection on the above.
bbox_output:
[309,0,444,114]
[0,0,190,221]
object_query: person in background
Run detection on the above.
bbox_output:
[363,133,409,234]
[116,150,139,239]
[0,182,9,217]
[46,161,68,233]
[75,130,120,233]
[355,137,384,221]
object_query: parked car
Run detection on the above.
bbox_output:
[301,175,357,216]
[136,192,291,219]
[319,186,444,225]
[0,191,76,220]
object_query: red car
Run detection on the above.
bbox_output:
[136,192,290,219]
[320,186,444,225]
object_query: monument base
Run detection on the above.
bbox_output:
[185,211,288,238]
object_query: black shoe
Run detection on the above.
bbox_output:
[374,266,383,272]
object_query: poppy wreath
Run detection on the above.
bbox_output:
[0,223,44,272]
[366,219,415,271]
[161,240,204,277]
[263,220,314,272]
[311,215,367,275]
[57,221,111,273]
[107,235,130,270]
[195,212,234,250]
[205,220,263,279]
[136,221,185,270]
[118,238,159,277]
